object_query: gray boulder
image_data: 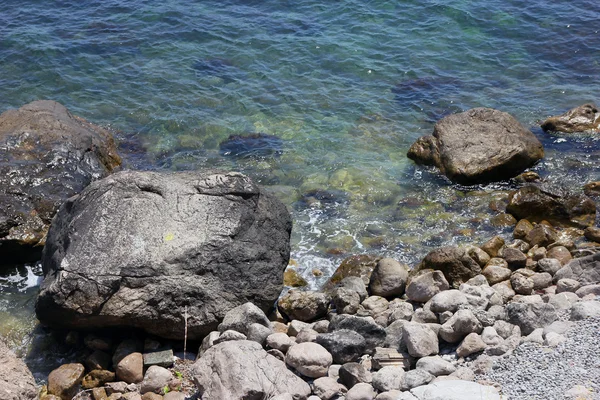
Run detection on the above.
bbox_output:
[554,252,600,286]
[506,302,558,335]
[218,302,271,335]
[406,270,449,303]
[0,100,121,263]
[541,103,600,133]
[36,170,291,340]
[0,339,38,400]
[402,323,439,358]
[278,290,330,322]
[328,315,386,354]
[316,330,367,364]
[407,108,544,185]
[368,258,409,297]
[192,340,311,400]
[410,380,502,400]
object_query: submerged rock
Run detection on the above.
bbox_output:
[541,103,600,133]
[219,133,283,158]
[36,170,291,339]
[0,100,121,263]
[407,108,544,185]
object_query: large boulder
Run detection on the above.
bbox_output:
[506,184,596,228]
[407,108,544,185]
[554,252,600,286]
[0,339,38,400]
[0,100,121,263]
[411,246,481,288]
[541,103,600,133]
[192,340,311,400]
[36,170,292,339]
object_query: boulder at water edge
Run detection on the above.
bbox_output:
[408,108,544,185]
[36,170,292,339]
[192,340,311,400]
[541,103,600,133]
[0,100,121,263]
[0,339,38,400]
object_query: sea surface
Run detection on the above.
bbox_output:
[1,0,599,377]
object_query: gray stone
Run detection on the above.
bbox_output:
[439,309,483,343]
[531,272,553,290]
[506,302,558,335]
[213,330,246,344]
[313,320,330,333]
[548,292,579,311]
[510,273,534,295]
[537,258,563,276]
[388,300,414,322]
[346,382,376,400]
[333,287,361,315]
[376,390,418,400]
[556,278,581,293]
[456,332,486,358]
[37,170,291,339]
[383,319,408,350]
[140,366,172,394]
[428,290,467,313]
[543,321,574,336]
[295,328,319,343]
[544,332,566,347]
[341,276,369,302]
[402,323,438,358]
[339,362,372,389]
[449,367,475,381]
[192,340,311,400]
[410,380,502,400]
[482,264,512,285]
[266,332,295,353]
[369,258,410,297]
[312,377,347,400]
[246,323,273,346]
[317,329,367,364]
[415,356,456,376]
[570,301,600,320]
[402,369,433,390]
[522,328,544,344]
[198,331,220,357]
[480,327,503,346]
[576,284,600,297]
[328,315,386,354]
[372,366,405,392]
[0,339,38,400]
[406,270,450,303]
[278,290,330,322]
[362,296,390,316]
[143,349,173,368]
[285,342,332,378]
[288,320,311,337]
[218,302,271,335]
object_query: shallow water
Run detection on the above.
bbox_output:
[1,0,600,369]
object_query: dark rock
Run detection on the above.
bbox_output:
[339,362,372,389]
[481,236,505,258]
[413,246,481,288]
[584,227,600,243]
[219,133,283,158]
[332,287,361,315]
[143,349,174,368]
[316,330,367,364]
[513,219,534,240]
[0,100,121,263]
[85,350,111,371]
[541,103,600,133]
[407,108,544,185]
[81,369,115,389]
[323,255,380,292]
[526,224,558,248]
[500,247,527,269]
[0,339,38,400]
[553,252,600,286]
[328,315,386,354]
[584,181,600,197]
[36,170,291,340]
[277,290,330,322]
[506,184,596,228]
[368,258,409,298]
[506,302,558,335]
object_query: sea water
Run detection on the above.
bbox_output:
[1,0,599,367]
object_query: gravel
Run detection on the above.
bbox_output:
[477,312,600,400]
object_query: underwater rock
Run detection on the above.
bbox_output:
[541,103,600,133]
[506,184,596,228]
[408,108,544,185]
[219,133,283,158]
[36,170,291,340]
[0,100,121,264]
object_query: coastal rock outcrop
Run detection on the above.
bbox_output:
[407,108,544,185]
[0,339,38,400]
[541,103,600,133]
[36,170,292,339]
[0,100,121,263]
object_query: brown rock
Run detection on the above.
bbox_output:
[48,363,85,400]
[481,236,505,258]
[584,227,600,243]
[501,247,527,269]
[277,290,330,322]
[482,264,512,285]
[323,254,381,291]
[546,246,572,265]
[526,224,558,248]
[283,268,308,287]
[414,246,481,288]
[116,353,143,384]
[541,103,600,133]
[82,370,116,389]
[92,387,109,400]
[584,181,600,197]
[490,213,517,227]
[513,219,534,240]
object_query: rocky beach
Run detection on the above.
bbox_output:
[0,99,599,400]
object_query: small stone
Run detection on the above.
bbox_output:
[92,387,109,400]
[482,264,512,285]
[345,382,376,400]
[333,287,361,315]
[405,270,450,303]
[531,272,553,290]
[372,366,405,392]
[295,328,319,343]
[584,226,600,243]
[278,290,330,322]
[526,224,558,248]
[388,300,414,322]
[576,284,600,297]
[141,366,172,394]
[86,350,111,371]
[480,327,503,346]
[522,328,544,344]
[285,342,333,378]
[362,296,390,315]
[450,366,475,381]
[456,333,486,358]
[570,301,600,320]
[546,246,572,265]
[501,247,527,269]
[510,273,534,295]
[246,322,273,346]
[537,258,562,275]
[105,381,128,394]
[556,278,581,293]
[481,236,505,258]
[415,355,456,376]
[82,369,116,389]
[84,335,113,352]
[266,332,295,353]
[439,309,483,343]
[143,349,173,368]
[48,363,86,400]
[402,323,438,357]
[368,258,410,297]
[544,332,566,347]
[513,219,534,239]
[218,301,271,335]
[339,362,372,389]
[116,353,144,384]
[267,348,285,361]
[317,330,366,364]
[401,369,433,390]
[428,290,468,313]
[564,384,595,399]
[312,376,347,400]
[163,393,185,400]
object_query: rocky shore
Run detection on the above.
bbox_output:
[1,100,599,400]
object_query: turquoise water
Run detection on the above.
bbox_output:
[1,0,600,361]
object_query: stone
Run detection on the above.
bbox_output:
[371,367,404,392]
[456,333,486,358]
[411,308,438,324]
[554,252,600,286]
[288,320,311,336]
[501,247,527,269]
[116,353,143,384]
[333,287,361,314]
[213,330,247,345]
[198,331,220,357]
[506,302,558,335]
[439,309,483,343]
[140,366,172,394]
[546,246,572,265]
[413,246,481,288]
[405,270,449,303]
[513,219,534,240]
[507,184,596,228]
[481,236,505,258]
[246,323,273,346]
[317,329,367,364]
[162,393,185,400]
[407,108,544,184]
[491,280,515,302]
[556,278,581,293]
[0,339,38,400]
[402,323,438,358]
[510,273,534,295]
[266,332,295,353]
[313,320,330,333]
[584,226,600,243]
[328,315,386,354]
[526,223,559,248]
[112,339,143,367]
[141,393,162,400]
[388,300,414,322]
[278,290,330,322]
[284,268,308,287]
[537,258,563,276]
[37,170,291,340]
[0,100,121,263]
[410,380,502,400]
[105,381,128,394]
[81,370,115,389]
[544,332,566,347]
[93,387,110,400]
[143,350,174,368]
[564,384,596,400]
[48,363,85,400]
[285,342,332,378]
[85,350,111,372]
[531,272,553,290]
[402,369,433,390]
[368,258,410,297]
[362,296,389,315]
[415,356,456,376]
[450,367,475,381]
[428,290,467,313]
[482,264,511,285]
[584,181,600,197]
[324,255,380,292]
[376,391,417,400]
[570,301,600,320]
[346,382,376,400]
[218,302,271,335]
[339,363,372,389]
[576,284,600,297]
[541,103,600,133]
[522,328,544,344]
[192,340,310,400]
[312,377,347,400]
[466,246,490,267]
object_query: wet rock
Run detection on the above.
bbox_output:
[219,302,271,336]
[368,258,409,297]
[48,363,85,400]
[413,246,481,288]
[81,370,115,389]
[402,323,438,358]
[192,340,310,400]
[0,100,121,263]
[506,302,558,335]
[500,247,527,269]
[466,246,490,268]
[284,268,308,287]
[526,224,558,248]
[339,362,372,389]
[584,226,600,243]
[584,181,600,197]
[513,219,534,240]
[541,103,600,133]
[85,350,111,371]
[37,170,291,340]
[406,270,450,303]
[286,342,332,378]
[316,330,366,364]
[506,184,596,228]
[219,133,283,158]
[554,252,600,286]
[0,339,38,400]
[141,366,172,394]
[408,108,544,184]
